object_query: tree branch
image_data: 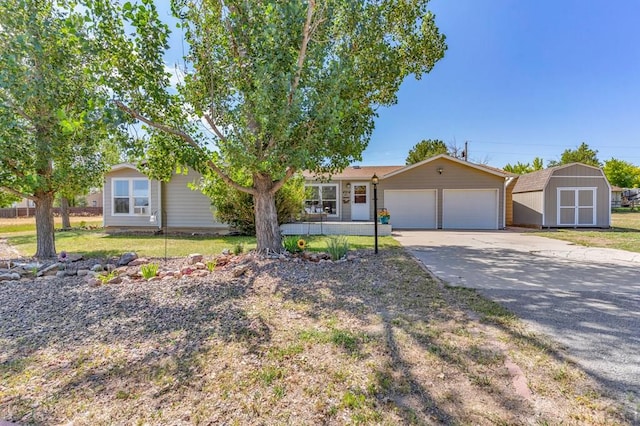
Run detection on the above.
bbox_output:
[0,185,35,202]
[203,112,227,142]
[287,0,315,106]
[114,100,257,196]
[269,166,296,194]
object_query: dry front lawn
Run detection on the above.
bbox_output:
[0,249,629,425]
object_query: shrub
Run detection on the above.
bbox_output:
[140,263,159,280]
[200,171,306,235]
[97,271,117,284]
[326,236,349,260]
[233,242,245,255]
[283,235,307,253]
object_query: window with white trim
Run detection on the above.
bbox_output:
[113,178,149,215]
[304,184,338,216]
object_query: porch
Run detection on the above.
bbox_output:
[281,221,392,236]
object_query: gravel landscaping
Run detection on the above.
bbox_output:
[0,243,631,425]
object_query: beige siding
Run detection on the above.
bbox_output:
[512,191,544,226]
[552,164,602,177]
[505,178,517,226]
[162,171,226,229]
[104,167,160,228]
[544,167,610,227]
[379,158,505,228]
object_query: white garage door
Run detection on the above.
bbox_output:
[384,190,437,229]
[443,189,498,229]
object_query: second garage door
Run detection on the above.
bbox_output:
[384,190,437,229]
[443,189,499,229]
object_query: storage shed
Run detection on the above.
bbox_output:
[511,163,611,228]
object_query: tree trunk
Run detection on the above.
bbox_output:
[253,175,282,254]
[34,191,56,259]
[60,196,71,229]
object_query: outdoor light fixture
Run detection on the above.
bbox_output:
[346,182,351,188]
[372,174,379,254]
[149,211,157,223]
[437,167,444,175]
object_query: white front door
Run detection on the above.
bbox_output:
[351,182,370,220]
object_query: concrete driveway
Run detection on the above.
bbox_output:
[394,230,640,413]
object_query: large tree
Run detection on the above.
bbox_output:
[0,0,126,258]
[405,139,448,165]
[603,158,640,188]
[548,142,601,168]
[93,0,447,253]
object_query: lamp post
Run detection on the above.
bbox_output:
[372,174,379,254]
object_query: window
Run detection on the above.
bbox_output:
[113,179,149,215]
[305,184,338,216]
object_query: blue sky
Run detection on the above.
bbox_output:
[160,1,640,169]
[362,0,640,167]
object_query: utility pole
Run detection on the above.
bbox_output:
[464,141,469,161]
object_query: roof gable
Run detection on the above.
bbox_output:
[383,154,509,179]
[512,163,605,193]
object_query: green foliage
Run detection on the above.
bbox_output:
[97,271,117,285]
[548,142,601,168]
[326,236,349,260]
[233,242,245,255]
[283,235,306,253]
[503,157,544,174]
[0,0,127,257]
[92,0,447,252]
[603,158,640,188]
[202,173,306,235]
[140,263,159,280]
[0,191,21,208]
[206,259,217,273]
[405,139,449,165]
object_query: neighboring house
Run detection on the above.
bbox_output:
[103,164,227,233]
[86,190,103,208]
[510,163,611,228]
[610,185,623,208]
[304,154,510,230]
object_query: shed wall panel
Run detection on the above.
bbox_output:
[512,191,544,226]
[544,174,610,227]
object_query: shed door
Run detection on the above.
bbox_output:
[558,188,596,226]
[384,190,437,229]
[443,189,498,229]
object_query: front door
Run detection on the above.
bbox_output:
[351,182,370,220]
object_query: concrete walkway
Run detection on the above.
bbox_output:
[394,230,640,416]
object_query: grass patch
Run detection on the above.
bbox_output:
[446,286,518,325]
[534,211,640,253]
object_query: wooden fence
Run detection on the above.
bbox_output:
[0,207,103,219]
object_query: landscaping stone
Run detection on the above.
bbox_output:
[193,262,206,270]
[77,269,89,277]
[106,264,116,272]
[188,253,203,264]
[56,271,67,278]
[128,258,149,266]
[91,264,104,272]
[38,263,60,277]
[87,278,101,287]
[117,252,138,266]
[0,273,20,282]
[107,276,122,285]
[232,264,249,277]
